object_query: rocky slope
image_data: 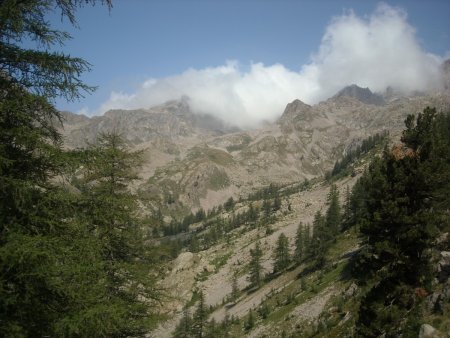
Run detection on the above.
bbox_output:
[60,87,450,216]
[59,82,450,337]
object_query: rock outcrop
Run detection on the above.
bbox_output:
[333,84,385,106]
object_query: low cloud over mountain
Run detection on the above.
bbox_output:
[96,3,444,128]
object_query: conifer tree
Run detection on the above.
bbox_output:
[174,306,193,338]
[273,196,282,212]
[248,241,263,287]
[325,184,341,236]
[342,185,351,228]
[247,202,259,223]
[294,222,305,264]
[231,272,239,301]
[274,232,290,272]
[263,199,272,218]
[205,318,220,338]
[192,290,207,338]
[74,132,160,335]
[352,108,450,336]
[245,309,255,331]
[0,1,115,336]
[311,210,327,267]
[302,223,311,257]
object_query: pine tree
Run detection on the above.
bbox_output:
[274,232,290,272]
[311,211,327,267]
[273,196,282,212]
[342,185,351,228]
[325,184,341,236]
[224,197,235,211]
[174,306,192,338]
[247,202,259,223]
[353,108,450,336]
[303,223,311,256]
[263,199,272,218]
[192,290,207,338]
[248,241,263,288]
[231,272,239,301]
[244,309,255,331]
[294,222,305,264]
[204,318,220,338]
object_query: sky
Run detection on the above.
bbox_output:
[49,0,450,127]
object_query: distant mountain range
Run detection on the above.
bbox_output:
[59,79,450,213]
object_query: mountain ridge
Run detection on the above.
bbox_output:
[332,84,385,105]
[59,87,450,214]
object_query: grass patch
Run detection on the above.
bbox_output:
[226,134,252,152]
[210,252,232,273]
[326,227,360,262]
[208,168,230,190]
[187,147,234,166]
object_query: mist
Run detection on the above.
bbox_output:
[97,3,444,128]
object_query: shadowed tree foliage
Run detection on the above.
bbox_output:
[0,1,161,336]
[351,108,450,336]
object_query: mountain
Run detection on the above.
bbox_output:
[60,98,237,148]
[332,84,385,105]
[58,86,450,337]
[59,89,450,215]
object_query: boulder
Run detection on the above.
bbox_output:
[173,252,195,273]
[419,324,444,338]
[345,283,358,298]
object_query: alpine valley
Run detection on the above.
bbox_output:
[58,72,450,337]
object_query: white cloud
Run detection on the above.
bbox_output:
[96,3,444,128]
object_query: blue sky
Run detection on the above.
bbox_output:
[49,0,450,125]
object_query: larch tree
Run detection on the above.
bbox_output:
[325,184,341,236]
[74,132,160,335]
[248,241,263,288]
[311,210,327,268]
[0,1,161,336]
[192,290,207,338]
[294,222,305,264]
[273,232,290,272]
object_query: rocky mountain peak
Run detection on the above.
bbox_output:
[277,99,312,128]
[333,84,385,106]
[60,99,236,148]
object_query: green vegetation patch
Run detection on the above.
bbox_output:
[208,167,230,190]
[187,146,234,166]
[210,252,232,273]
